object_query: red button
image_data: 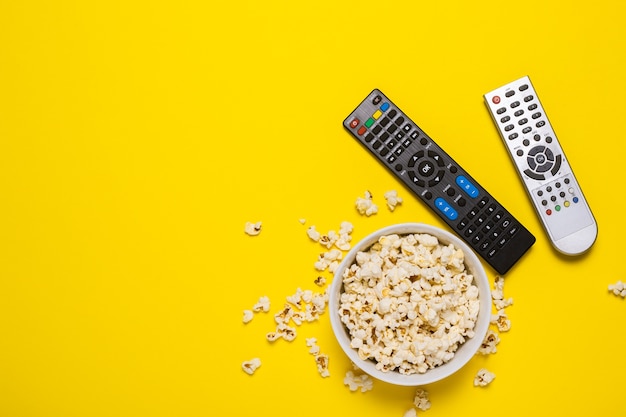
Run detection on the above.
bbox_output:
[357,126,367,135]
[492,96,501,104]
[546,209,552,215]
[349,118,359,129]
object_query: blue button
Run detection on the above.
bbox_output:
[380,102,390,112]
[456,175,479,199]
[435,197,458,220]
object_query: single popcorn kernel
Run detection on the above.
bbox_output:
[242,310,254,324]
[474,368,495,386]
[355,190,378,216]
[244,221,262,236]
[242,358,262,375]
[413,388,431,411]
[384,190,403,211]
[478,329,500,354]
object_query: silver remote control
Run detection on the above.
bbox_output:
[484,75,597,255]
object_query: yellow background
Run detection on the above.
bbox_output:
[0,1,624,416]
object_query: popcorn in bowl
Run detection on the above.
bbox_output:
[328,223,491,386]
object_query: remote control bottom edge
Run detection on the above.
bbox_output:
[487,227,536,275]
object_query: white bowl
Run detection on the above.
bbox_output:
[328,223,491,386]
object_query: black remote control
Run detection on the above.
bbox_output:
[343,89,535,275]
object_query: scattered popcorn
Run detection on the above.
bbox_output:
[314,276,326,287]
[338,233,480,375]
[266,288,329,343]
[308,222,354,251]
[355,190,378,216]
[608,280,626,298]
[252,296,271,313]
[305,337,331,377]
[491,309,511,332]
[242,358,262,375]
[477,329,500,354]
[244,221,262,236]
[299,218,306,225]
[413,388,431,411]
[492,275,514,310]
[314,249,343,272]
[243,309,254,324]
[384,190,403,211]
[474,368,495,387]
[343,370,374,392]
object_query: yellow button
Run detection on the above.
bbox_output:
[373,110,382,119]
[564,201,570,207]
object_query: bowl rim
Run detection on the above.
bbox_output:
[328,222,491,386]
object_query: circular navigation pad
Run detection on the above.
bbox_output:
[407,150,446,187]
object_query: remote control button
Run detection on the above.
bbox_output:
[456,175,479,199]
[505,90,515,97]
[349,118,359,128]
[514,109,524,117]
[522,127,532,134]
[417,160,436,178]
[532,112,542,119]
[373,125,382,134]
[387,124,398,134]
[524,95,534,102]
[357,126,367,135]
[428,170,445,186]
[519,84,529,91]
[408,171,426,187]
[410,131,419,140]
[365,133,375,143]
[372,95,382,105]
[365,118,375,128]
[428,150,445,167]
[388,109,397,119]
[403,124,412,132]
[492,96,501,104]
[372,140,382,150]
[500,116,510,123]
[380,117,390,127]
[536,121,546,128]
[518,118,528,125]
[407,151,425,167]
[550,154,562,175]
[504,124,514,131]
[528,103,538,110]
[395,116,405,126]
[508,133,518,140]
[496,107,506,114]
[524,169,545,180]
[380,102,390,111]
[435,198,458,220]
[511,101,520,108]
[373,109,382,120]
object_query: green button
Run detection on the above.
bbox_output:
[555,205,561,211]
[365,118,375,128]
